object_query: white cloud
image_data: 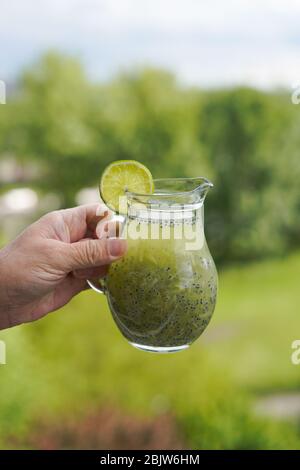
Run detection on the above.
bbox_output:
[1,0,300,88]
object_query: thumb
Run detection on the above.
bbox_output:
[64,237,127,271]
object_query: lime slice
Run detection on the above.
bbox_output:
[100,160,154,213]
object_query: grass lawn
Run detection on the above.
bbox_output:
[1,251,300,449]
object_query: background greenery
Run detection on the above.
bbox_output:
[1,52,300,449]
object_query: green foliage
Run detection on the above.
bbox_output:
[199,88,300,262]
[2,52,300,449]
[1,51,300,262]
[2,53,208,204]
[1,252,300,449]
[182,405,299,450]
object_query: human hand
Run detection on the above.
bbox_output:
[0,204,127,330]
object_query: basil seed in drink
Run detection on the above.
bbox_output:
[106,215,217,351]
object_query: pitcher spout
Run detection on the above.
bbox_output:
[194,177,213,201]
[126,176,213,210]
[153,176,213,206]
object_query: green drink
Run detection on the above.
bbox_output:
[106,216,218,352]
[90,162,218,353]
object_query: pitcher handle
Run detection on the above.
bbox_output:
[87,278,106,294]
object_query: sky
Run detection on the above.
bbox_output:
[1,0,300,88]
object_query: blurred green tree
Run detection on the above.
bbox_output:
[1,52,299,263]
[6,54,208,205]
[199,88,300,262]
[99,68,208,179]
[16,52,102,204]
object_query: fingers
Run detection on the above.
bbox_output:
[72,221,122,277]
[64,237,127,271]
[86,204,113,238]
[60,203,113,242]
[96,219,121,239]
[47,275,89,314]
[73,264,109,280]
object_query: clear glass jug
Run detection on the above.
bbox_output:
[89,177,218,353]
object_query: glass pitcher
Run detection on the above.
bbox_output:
[88,177,218,353]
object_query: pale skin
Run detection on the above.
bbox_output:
[0,204,127,330]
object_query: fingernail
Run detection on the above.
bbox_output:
[108,238,126,257]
